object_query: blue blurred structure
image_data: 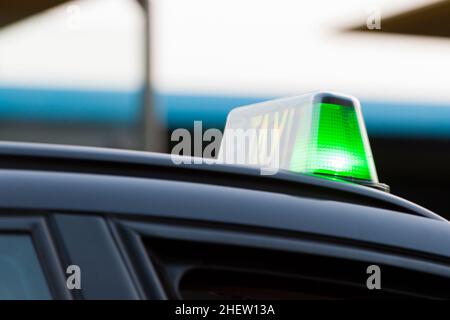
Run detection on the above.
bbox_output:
[0,87,142,125]
[1,86,450,138]
[158,93,450,138]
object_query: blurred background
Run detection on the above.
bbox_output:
[0,0,450,217]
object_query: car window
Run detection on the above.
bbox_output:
[117,220,450,299]
[0,234,51,299]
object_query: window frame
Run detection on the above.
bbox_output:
[51,213,141,300]
[0,214,71,299]
[112,217,450,299]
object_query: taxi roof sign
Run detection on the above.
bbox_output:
[218,91,389,192]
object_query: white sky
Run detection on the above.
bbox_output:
[152,0,450,104]
[0,0,145,91]
[1,0,449,104]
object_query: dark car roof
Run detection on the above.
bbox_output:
[0,141,449,261]
[0,141,442,219]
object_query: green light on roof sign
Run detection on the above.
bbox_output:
[291,102,373,181]
[219,91,384,190]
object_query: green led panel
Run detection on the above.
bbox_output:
[311,102,371,180]
[290,102,373,181]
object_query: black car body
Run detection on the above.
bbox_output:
[0,142,449,299]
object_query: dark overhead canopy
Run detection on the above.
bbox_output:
[0,0,145,29]
[350,0,450,38]
[0,0,72,29]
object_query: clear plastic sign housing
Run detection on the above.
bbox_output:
[218,92,387,191]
